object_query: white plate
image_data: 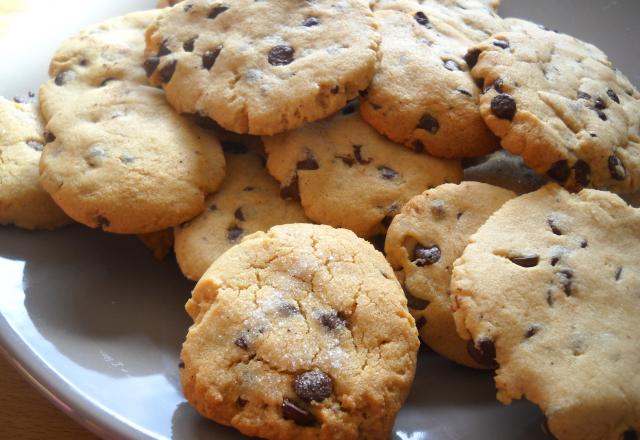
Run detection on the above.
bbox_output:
[0,1,638,439]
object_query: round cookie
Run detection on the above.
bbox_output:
[263,104,463,238]
[469,18,640,193]
[0,96,70,230]
[39,11,225,234]
[180,223,419,440]
[451,184,640,440]
[174,139,309,281]
[144,0,379,135]
[385,182,515,368]
[361,0,502,158]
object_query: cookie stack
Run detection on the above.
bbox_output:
[1,0,639,439]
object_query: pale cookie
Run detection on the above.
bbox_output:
[39,11,225,234]
[361,1,502,158]
[263,104,463,238]
[137,229,174,260]
[385,182,515,368]
[469,18,640,192]
[451,184,640,440]
[144,0,379,135]
[174,138,308,281]
[0,96,70,230]
[180,223,419,440]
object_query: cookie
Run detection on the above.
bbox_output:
[385,182,515,368]
[38,11,225,234]
[144,0,379,135]
[451,184,640,440]
[469,18,640,192]
[0,96,70,230]
[361,1,502,158]
[137,229,174,260]
[181,223,419,440]
[263,104,463,238]
[174,138,308,281]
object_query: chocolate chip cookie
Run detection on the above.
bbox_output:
[0,96,70,230]
[470,18,640,192]
[385,182,515,368]
[451,184,640,440]
[144,0,379,135]
[361,1,503,158]
[263,103,463,238]
[174,137,308,281]
[181,223,419,440]
[39,11,225,234]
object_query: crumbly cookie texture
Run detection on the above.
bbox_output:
[174,137,308,281]
[137,229,174,260]
[0,96,70,230]
[470,18,640,193]
[263,104,462,238]
[144,0,379,135]
[451,184,640,440]
[181,223,419,440]
[386,182,515,368]
[362,1,502,158]
[39,11,225,234]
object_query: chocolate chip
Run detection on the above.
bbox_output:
[467,336,498,368]
[303,16,319,27]
[157,39,171,57]
[96,215,110,229]
[296,156,319,170]
[491,93,517,120]
[234,334,248,349]
[178,361,185,368]
[577,91,592,100]
[547,217,563,235]
[551,256,560,266]
[558,269,574,296]
[525,324,541,338]
[336,155,355,167]
[234,208,245,221]
[378,166,399,180]
[414,11,429,26]
[607,89,620,104]
[143,57,160,77]
[26,141,44,151]
[594,108,607,121]
[236,397,248,408]
[457,89,472,97]
[574,160,591,187]
[278,303,299,317]
[294,370,332,403]
[443,60,461,71]
[353,145,371,164]
[546,290,555,306]
[546,160,570,183]
[183,37,196,52]
[580,239,588,248]
[403,287,430,310]
[509,255,539,268]
[413,244,441,267]
[622,429,638,440]
[608,155,626,180]
[268,45,295,66]
[202,46,222,70]
[418,113,440,134]
[282,399,315,426]
[594,98,607,110]
[208,5,229,19]
[227,226,243,241]
[319,310,346,330]
[45,131,56,144]
[493,40,510,49]
[615,267,623,281]
[54,71,69,86]
[464,48,481,69]
[221,141,248,154]
[159,60,177,83]
[415,316,427,329]
[491,78,504,93]
[280,176,300,201]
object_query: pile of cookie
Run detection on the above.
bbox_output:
[1,0,639,439]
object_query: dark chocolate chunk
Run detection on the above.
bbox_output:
[336,155,355,167]
[183,37,196,52]
[319,310,346,330]
[574,160,591,187]
[467,336,498,368]
[280,176,300,201]
[414,11,429,26]
[353,144,371,164]
[594,108,607,121]
[491,93,517,120]
[236,397,248,407]
[96,215,110,229]
[159,60,178,83]
[202,46,222,70]
[268,45,295,66]
[580,239,588,248]
[45,131,56,144]
[302,16,320,27]
[509,254,539,268]
[208,5,229,19]
[403,287,430,310]
[143,57,160,77]
[491,78,504,93]
[413,244,441,267]
[558,269,574,296]
[234,334,248,349]
[594,98,607,110]
[607,89,620,104]
[608,155,626,180]
[464,48,481,69]
[157,39,171,57]
[221,141,248,154]
[54,71,69,86]
[577,91,592,100]
[296,156,319,170]
[418,113,440,134]
[546,160,570,183]
[227,226,244,241]
[378,166,399,180]
[443,60,461,71]
[547,217,563,235]
[294,370,332,403]
[615,267,623,281]
[282,399,316,426]
[525,324,541,338]
[178,361,185,368]
[234,207,245,221]
[493,40,510,49]
[457,89,472,97]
